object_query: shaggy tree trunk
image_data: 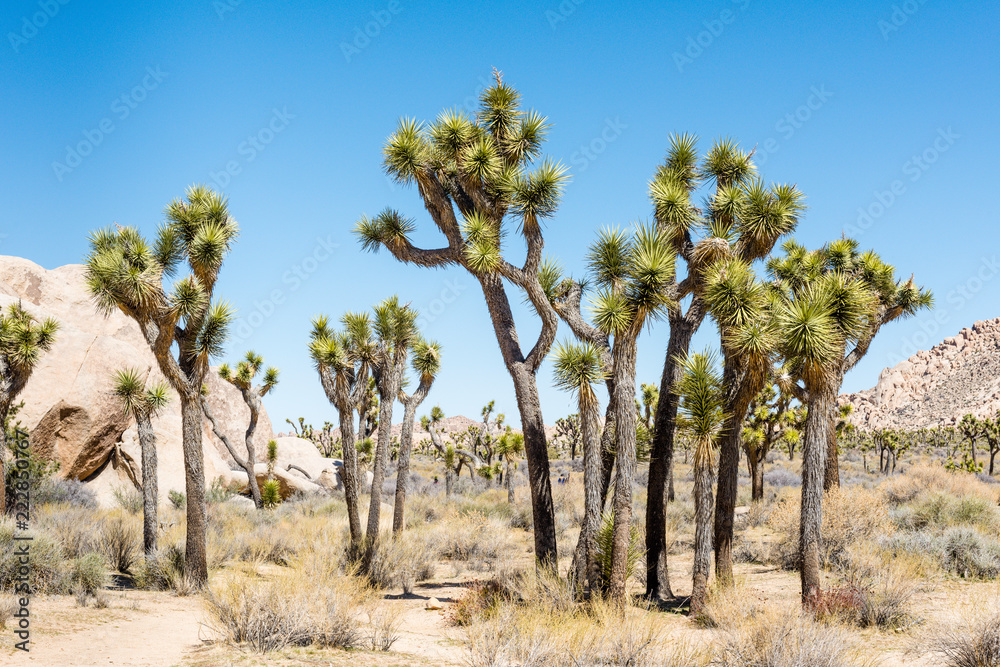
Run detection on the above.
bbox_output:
[136,411,158,555]
[800,384,832,605]
[609,333,640,607]
[691,450,714,617]
[0,399,9,514]
[573,397,604,598]
[750,450,765,502]
[338,409,363,553]
[505,459,515,504]
[365,360,404,567]
[599,397,617,511]
[646,306,701,600]
[714,358,757,586]
[242,390,263,507]
[393,385,428,535]
[179,394,208,585]
[823,369,846,491]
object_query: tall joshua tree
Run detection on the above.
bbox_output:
[85,186,237,586]
[112,368,170,554]
[675,351,725,617]
[645,136,802,600]
[768,238,932,489]
[392,338,441,535]
[355,72,567,567]
[587,224,676,607]
[773,271,874,604]
[551,340,607,598]
[202,351,279,509]
[0,304,59,512]
[365,297,418,563]
[309,313,375,555]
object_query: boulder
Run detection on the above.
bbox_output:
[0,256,276,507]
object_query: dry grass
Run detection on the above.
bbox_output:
[714,608,867,667]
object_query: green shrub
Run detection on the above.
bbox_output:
[112,485,143,514]
[100,516,139,574]
[69,553,109,595]
[942,526,1000,579]
[206,476,238,504]
[0,524,69,593]
[595,512,642,587]
[261,480,282,509]
[168,490,186,510]
[134,545,184,591]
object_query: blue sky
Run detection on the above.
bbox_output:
[3,0,998,428]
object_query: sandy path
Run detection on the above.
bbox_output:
[1,591,208,666]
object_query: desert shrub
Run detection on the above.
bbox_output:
[33,477,97,509]
[905,492,998,532]
[436,511,517,569]
[205,579,310,652]
[447,577,524,627]
[168,490,185,510]
[365,534,436,593]
[0,523,68,593]
[99,515,139,574]
[768,486,890,569]
[133,544,185,591]
[764,467,800,489]
[695,579,765,629]
[206,476,239,504]
[227,522,295,566]
[111,485,143,514]
[0,597,16,629]
[715,611,859,667]
[929,607,1000,667]
[733,536,769,564]
[68,553,109,595]
[37,505,103,558]
[941,526,1000,578]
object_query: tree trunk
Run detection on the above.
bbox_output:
[338,408,363,553]
[691,448,714,617]
[511,366,558,569]
[800,384,832,605]
[823,370,845,490]
[179,395,208,586]
[714,358,754,587]
[0,399,9,514]
[202,397,262,509]
[646,310,699,600]
[573,395,604,598]
[445,467,454,497]
[608,334,639,607]
[505,459,514,504]
[990,448,996,476]
[243,391,263,509]
[365,370,400,566]
[750,450,764,502]
[392,398,420,535]
[136,412,158,556]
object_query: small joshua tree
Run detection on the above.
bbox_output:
[0,303,59,513]
[496,427,524,504]
[201,351,279,509]
[111,368,170,554]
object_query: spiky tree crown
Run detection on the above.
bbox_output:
[0,303,60,386]
[675,351,727,467]
[84,185,237,382]
[111,367,170,418]
[218,350,279,396]
[550,340,606,404]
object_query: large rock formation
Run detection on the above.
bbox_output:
[0,256,297,505]
[840,317,1000,431]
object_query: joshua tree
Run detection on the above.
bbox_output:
[873,428,909,475]
[983,413,1000,476]
[587,223,676,607]
[309,312,375,555]
[958,414,984,468]
[768,238,932,489]
[111,368,170,554]
[0,303,59,513]
[645,136,802,601]
[392,338,441,535]
[365,297,419,565]
[675,351,726,616]
[496,427,524,504]
[742,379,802,500]
[554,415,581,460]
[551,340,607,597]
[201,351,279,509]
[85,186,238,586]
[355,72,567,568]
[421,407,453,495]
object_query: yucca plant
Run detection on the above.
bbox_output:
[675,351,726,616]
[309,312,375,554]
[111,368,170,554]
[420,407,454,497]
[551,339,607,598]
[85,185,238,586]
[495,428,524,505]
[392,337,441,535]
[741,378,802,500]
[260,479,281,509]
[355,72,568,569]
[203,351,279,509]
[586,223,676,607]
[594,511,642,590]
[0,303,59,513]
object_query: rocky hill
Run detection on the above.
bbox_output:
[840,317,1000,431]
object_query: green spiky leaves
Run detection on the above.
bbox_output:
[462,210,502,274]
[218,350,279,395]
[112,367,171,418]
[383,118,428,185]
[675,351,726,463]
[550,340,607,407]
[0,303,60,375]
[355,209,416,255]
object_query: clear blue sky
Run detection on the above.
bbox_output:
[3,0,998,428]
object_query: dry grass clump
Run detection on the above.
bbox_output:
[715,609,864,667]
[365,532,436,593]
[926,603,1000,667]
[0,520,75,593]
[768,486,890,570]
[434,509,519,570]
[204,570,400,654]
[99,513,140,574]
[694,579,766,629]
[882,464,999,506]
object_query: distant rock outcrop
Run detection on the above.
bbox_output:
[0,256,289,506]
[840,317,1000,431]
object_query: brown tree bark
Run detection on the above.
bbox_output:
[800,385,832,605]
[691,450,714,616]
[179,395,208,585]
[608,333,639,607]
[136,411,158,555]
[392,378,432,535]
[202,397,262,509]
